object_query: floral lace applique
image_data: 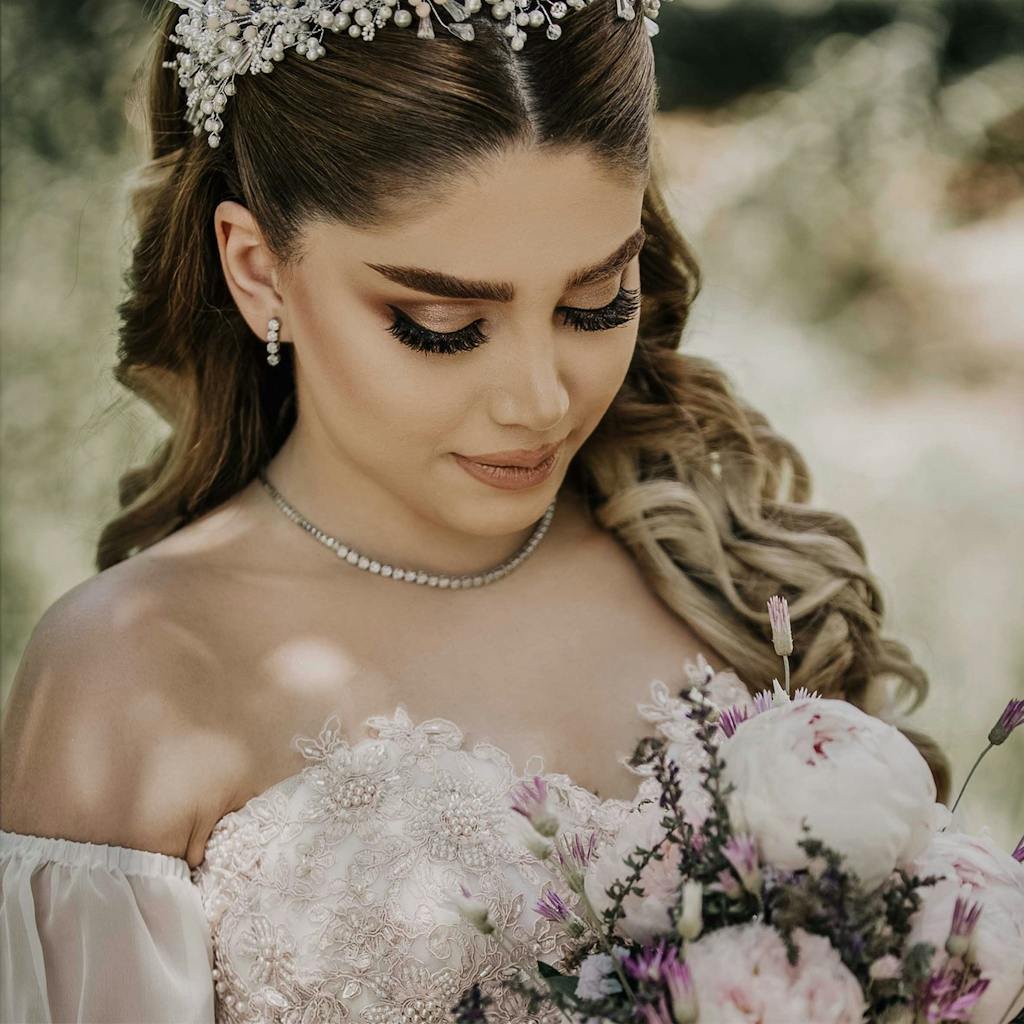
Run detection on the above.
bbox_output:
[193,668,744,1023]
[633,654,752,781]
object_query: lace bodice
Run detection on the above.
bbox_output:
[0,660,750,1024]
[191,663,751,1023]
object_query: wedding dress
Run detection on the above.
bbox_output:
[0,663,749,1024]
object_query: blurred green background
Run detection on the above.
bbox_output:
[2,0,1022,847]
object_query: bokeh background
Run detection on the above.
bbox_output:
[2,0,1022,846]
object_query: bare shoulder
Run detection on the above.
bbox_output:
[558,492,730,673]
[0,555,225,868]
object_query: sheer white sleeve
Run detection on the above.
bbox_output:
[0,829,215,1024]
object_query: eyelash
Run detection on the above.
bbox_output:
[385,286,642,356]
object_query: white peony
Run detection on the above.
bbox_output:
[908,829,1024,1024]
[719,696,942,890]
[685,923,866,1024]
[583,801,682,944]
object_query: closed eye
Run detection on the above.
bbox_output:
[557,286,641,332]
[386,286,642,356]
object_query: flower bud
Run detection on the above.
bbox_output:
[511,776,561,838]
[523,831,554,861]
[868,954,902,981]
[988,698,1024,746]
[676,880,703,941]
[766,594,793,657]
[945,896,982,960]
[450,884,495,935]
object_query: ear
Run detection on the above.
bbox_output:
[213,200,284,342]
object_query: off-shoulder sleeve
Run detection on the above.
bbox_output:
[0,829,214,1024]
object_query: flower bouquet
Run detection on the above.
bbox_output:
[452,597,1024,1024]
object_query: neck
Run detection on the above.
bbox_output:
[259,421,577,579]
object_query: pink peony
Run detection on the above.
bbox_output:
[685,923,866,1023]
[909,829,1024,1024]
[719,697,943,889]
[583,802,682,944]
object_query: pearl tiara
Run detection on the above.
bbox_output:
[162,0,666,148]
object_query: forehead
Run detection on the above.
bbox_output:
[301,146,647,292]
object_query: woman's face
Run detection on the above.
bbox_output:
[218,145,646,546]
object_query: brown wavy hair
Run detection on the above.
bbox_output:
[102,0,949,798]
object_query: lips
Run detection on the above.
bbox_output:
[459,440,563,468]
[453,447,561,491]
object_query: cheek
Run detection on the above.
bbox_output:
[572,326,637,423]
[292,293,471,448]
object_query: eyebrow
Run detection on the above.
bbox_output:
[364,226,647,303]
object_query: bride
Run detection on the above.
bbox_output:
[0,0,948,1019]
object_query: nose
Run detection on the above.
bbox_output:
[489,329,570,432]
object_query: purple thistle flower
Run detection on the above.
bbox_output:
[952,697,1024,815]
[746,683,819,717]
[946,896,982,958]
[766,594,793,656]
[988,698,1024,745]
[534,889,571,923]
[718,703,750,738]
[553,830,598,894]
[663,956,697,1024]
[917,967,990,1023]
[561,830,599,868]
[722,833,762,894]
[510,775,560,837]
[626,943,698,1024]
[1013,835,1024,863]
[638,994,674,1024]
[510,775,547,817]
[792,686,819,701]
[534,888,586,937]
[623,938,673,984]
[942,979,990,1022]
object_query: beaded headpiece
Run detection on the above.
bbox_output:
[163,0,666,148]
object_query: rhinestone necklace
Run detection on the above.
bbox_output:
[256,467,557,589]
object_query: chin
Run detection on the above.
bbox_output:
[440,477,562,532]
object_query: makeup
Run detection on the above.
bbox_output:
[453,446,560,490]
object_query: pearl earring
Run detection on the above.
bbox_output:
[266,317,281,366]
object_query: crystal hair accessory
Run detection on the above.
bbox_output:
[162,0,667,148]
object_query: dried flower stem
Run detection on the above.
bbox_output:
[950,743,992,815]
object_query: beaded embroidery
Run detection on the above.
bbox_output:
[192,665,750,1022]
